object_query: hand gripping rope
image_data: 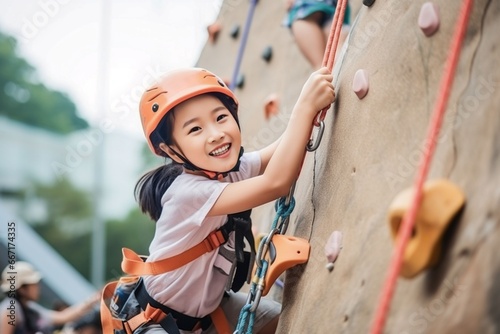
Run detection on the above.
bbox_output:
[234,0,349,333]
[370,0,474,333]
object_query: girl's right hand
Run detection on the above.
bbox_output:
[296,67,335,118]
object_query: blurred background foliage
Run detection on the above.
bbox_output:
[0,31,88,133]
[2,29,156,282]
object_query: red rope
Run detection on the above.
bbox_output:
[370,0,474,333]
[315,0,348,126]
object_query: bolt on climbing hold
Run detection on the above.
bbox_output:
[207,21,222,44]
[230,24,240,39]
[363,0,376,7]
[418,2,440,37]
[352,69,369,99]
[263,93,280,120]
[324,231,343,271]
[261,46,273,63]
[388,179,465,278]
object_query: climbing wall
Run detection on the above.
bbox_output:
[198,0,500,333]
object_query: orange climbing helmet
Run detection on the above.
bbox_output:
[139,67,239,156]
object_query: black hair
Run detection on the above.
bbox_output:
[135,92,238,222]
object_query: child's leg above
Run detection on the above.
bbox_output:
[291,11,327,69]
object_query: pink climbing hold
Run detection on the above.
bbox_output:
[324,230,343,271]
[418,2,440,37]
[352,69,369,99]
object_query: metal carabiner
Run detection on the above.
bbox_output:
[306,120,325,152]
[248,283,264,312]
[284,182,296,206]
[255,228,279,268]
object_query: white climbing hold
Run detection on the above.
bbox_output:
[418,2,440,37]
[324,230,343,271]
[352,69,369,99]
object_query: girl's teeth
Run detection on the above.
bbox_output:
[211,145,229,156]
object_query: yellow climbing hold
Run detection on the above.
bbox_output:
[388,179,465,278]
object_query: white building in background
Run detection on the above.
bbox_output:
[0,116,146,223]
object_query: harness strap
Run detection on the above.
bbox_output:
[211,306,232,334]
[117,210,254,333]
[227,210,254,262]
[100,281,119,334]
[122,228,227,276]
[122,210,254,277]
[135,279,211,332]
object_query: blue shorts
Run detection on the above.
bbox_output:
[283,0,351,28]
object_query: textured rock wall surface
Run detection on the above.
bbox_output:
[198,0,500,333]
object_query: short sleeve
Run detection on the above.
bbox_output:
[226,151,261,182]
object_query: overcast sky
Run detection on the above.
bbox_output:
[0,0,223,138]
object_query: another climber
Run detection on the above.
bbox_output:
[283,0,351,69]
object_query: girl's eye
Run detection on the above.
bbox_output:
[217,114,228,122]
[188,126,201,134]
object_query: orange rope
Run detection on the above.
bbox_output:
[298,0,348,173]
[316,0,348,125]
[370,0,474,333]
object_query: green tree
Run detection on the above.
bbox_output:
[105,208,156,280]
[32,177,156,281]
[0,30,88,133]
[32,177,94,278]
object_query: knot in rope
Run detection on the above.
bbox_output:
[272,197,296,230]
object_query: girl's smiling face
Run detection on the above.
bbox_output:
[166,94,241,173]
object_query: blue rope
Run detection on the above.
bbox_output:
[271,197,296,230]
[229,0,258,91]
[236,260,269,333]
[235,197,295,333]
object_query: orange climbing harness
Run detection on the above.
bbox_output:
[234,1,349,333]
[101,211,256,334]
[100,228,233,334]
[370,0,474,333]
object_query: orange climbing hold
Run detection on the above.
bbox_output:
[388,179,465,278]
[258,234,310,296]
[263,93,280,120]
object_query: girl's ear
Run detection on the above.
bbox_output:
[159,143,183,164]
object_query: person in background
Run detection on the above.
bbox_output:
[0,262,99,334]
[283,0,351,69]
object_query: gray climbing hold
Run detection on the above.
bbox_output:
[261,46,273,63]
[230,25,240,39]
[236,74,245,89]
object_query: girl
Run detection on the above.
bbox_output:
[134,66,334,333]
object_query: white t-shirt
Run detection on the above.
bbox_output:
[143,151,261,318]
